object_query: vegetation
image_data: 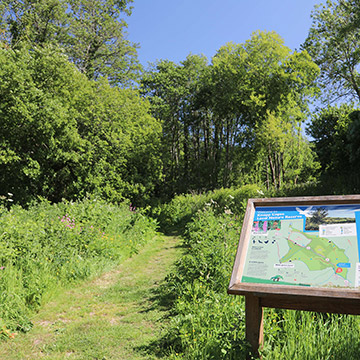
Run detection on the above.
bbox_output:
[303,0,360,102]
[0,0,140,85]
[0,198,157,337]
[0,45,162,205]
[1,0,360,358]
[142,32,319,195]
[155,192,360,359]
[0,234,182,360]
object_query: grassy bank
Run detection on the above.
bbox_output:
[0,234,183,359]
[0,198,157,338]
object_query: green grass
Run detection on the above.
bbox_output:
[0,234,183,359]
[0,198,158,334]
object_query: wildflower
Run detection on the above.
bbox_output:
[0,266,5,270]
[7,192,13,197]
[229,195,234,199]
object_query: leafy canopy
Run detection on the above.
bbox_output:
[303,0,360,102]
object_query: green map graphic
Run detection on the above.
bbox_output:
[280,227,349,279]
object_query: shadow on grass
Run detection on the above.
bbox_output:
[134,278,181,358]
[135,284,253,359]
[325,334,360,360]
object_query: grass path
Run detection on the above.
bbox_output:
[0,235,182,359]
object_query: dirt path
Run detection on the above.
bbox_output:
[0,235,182,359]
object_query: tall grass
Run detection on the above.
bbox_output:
[159,204,251,359]
[0,198,157,338]
[153,184,262,232]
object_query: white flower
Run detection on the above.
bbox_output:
[7,192,13,197]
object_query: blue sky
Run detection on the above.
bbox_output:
[127,0,323,68]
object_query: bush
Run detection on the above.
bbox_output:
[155,184,263,232]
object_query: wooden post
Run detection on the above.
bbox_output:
[245,294,263,358]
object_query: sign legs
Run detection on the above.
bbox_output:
[245,295,264,358]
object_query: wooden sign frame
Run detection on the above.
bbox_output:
[228,195,360,356]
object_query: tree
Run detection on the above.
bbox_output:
[64,0,141,85]
[142,32,320,196]
[141,55,209,195]
[0,0,67,46]
[0,44,87,203]
[306,103,360,192]
[0,0,140,86]
[307,104,354,174]
[78,80,163,204]
[303,0,360,102]
[311,207,329,225]
[0,44,162,205]
[209,32,319,189]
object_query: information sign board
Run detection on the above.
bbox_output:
[228,196,360,307]
[228,196,360,357]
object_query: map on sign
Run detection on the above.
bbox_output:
[241,204,360,288]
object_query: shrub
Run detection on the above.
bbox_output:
[155,184,263,232]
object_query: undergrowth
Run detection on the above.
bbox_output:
[153,184,262,233]
[0,197,157,338]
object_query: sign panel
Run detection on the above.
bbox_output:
[243,204,360,289]
[228,196,360,354]
[228,196,360,300]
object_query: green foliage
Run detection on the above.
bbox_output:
[0,45,162,205]
[0,45,85,204]
[155,184,263,232]
[260,310,360,359]
[78,79,163,205]
[141,55,210,195]
[143,31,320,196]
[211,32,319,189]
[306,104,360,193]
[64,0,141,85]
[0,198,157,336]
[303,0,360,102]
[1,0,140,86]
[160,206,250,359]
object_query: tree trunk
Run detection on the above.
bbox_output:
[268,145,277,188]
